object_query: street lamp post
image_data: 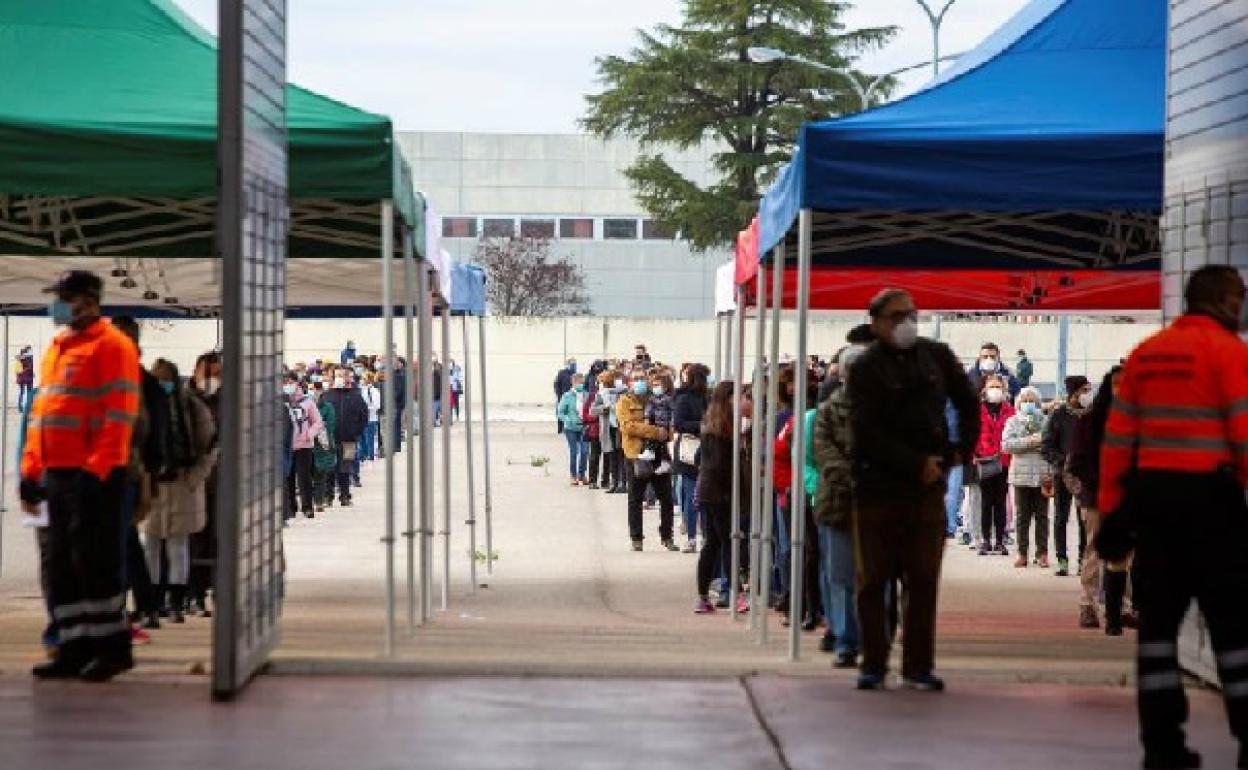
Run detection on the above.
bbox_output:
[746,47,962,111]
[916,0,958,78]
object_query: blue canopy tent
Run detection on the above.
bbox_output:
[747,0,1167,660]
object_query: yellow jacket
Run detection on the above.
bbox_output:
[616,391,667,460]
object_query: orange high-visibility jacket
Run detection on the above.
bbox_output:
[1098,314,1248,513]
[21,318,141,482]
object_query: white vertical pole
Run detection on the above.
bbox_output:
[461,315,479,592]
[758,244,784,645]
[0,312,8,576]
[402,229,418,632]
[478,316,495,577]
[748,267,767,631]
[381,201,396,657]
[713,314,724,380]
[418,265,436,622]
[729,288,747,619]
[440,306,452,609]
[788,210,813,661]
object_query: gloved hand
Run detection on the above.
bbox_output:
[19,476,46,505]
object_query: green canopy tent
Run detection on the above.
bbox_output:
[0,0,425,308]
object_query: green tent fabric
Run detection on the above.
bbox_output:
[0,0,423,258]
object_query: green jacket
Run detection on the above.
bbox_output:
[812,387,854,530]
[557,388,586,433]
[314,398,337,473]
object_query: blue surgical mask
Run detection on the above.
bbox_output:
[1021,402,1040,416]
[632,381,648,396]
[161,381,175,395]
[48,300,74,326]
[282,383,296,396]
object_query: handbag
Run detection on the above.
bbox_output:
[675,433,700,467]
[975,455,1003,483]
[633,457,655,480]
[341,440,358,462]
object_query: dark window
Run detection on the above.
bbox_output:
[482,218,516,239]
[642,219,674,240]
[603,218,639,240]
[559,218,595,239]
[520,219,556,239]
[442,217,478,238]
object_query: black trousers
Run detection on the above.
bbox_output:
[126,524,158,615]
[698,501,731,595]
[1131,471,1248,752]
[286,448,315,514]
[1053,474,1085,563]
[587,439,603,485]
[628,471,674,542]
[979,473,1008,547]
[600,448,617,489]
[45,468,131,666]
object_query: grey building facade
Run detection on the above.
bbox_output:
[396,131,730,318]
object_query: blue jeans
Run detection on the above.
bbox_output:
[773,492,791,599]
[564,429,588,478]
[818,525,859,654]
[944,465,964,535]
[360,421,378,461]
[676,473,699,541]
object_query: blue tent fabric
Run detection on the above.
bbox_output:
[451,263,487,316]
[758,0,1165,256]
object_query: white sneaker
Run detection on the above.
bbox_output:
[638,449,655,462]
[655,461,672,475]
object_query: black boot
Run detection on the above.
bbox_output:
[156,584,170,618]
[1105,570,1127,636]
[169,585,186,624]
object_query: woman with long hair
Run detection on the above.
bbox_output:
[693,380,744,612]
[974,373,1014,556]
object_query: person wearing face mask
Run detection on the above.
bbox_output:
[973,375,1014,557]
[186,351,222,618]
[1002,386,1049,568]
[592,370,628,494]
[617,373,677,551]
[359,372,383,463]
[553,358,578,435]
[557,373,590,484]
[672,364,711,552]
[21,271,141,682]
[321,372,369,506]
[641,372,676,477]
[283,375,324,520]
[847,289,979,692]
[1097,266,1248,770]
[141,359,218,626]
[1041,374,1093,577]
[967,342,1021,401]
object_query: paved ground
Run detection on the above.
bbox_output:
[0,409,1239,766]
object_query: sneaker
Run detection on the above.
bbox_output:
[736,594,750,614]
[682,541,697,553]
[32,657,87,680]
[662,539,680,552]
[130,626,152,645]
[631,540,643,552]
[902,672,946,692]
[588,482,599,490]
[1079,604,1100,629]
[304,511,315,519]
[1142,746,1201,769]
[819,633,837,653]
[1056,558,1070,577]
[995,543,1009,556]
[79,656,134,683]
[693,597,716,614]
[142,613,161,630]
[856,672,887,691]
[714,592,730,609]
[1014,555,1028,568]
[655,461,672,475]
[1037,554,1050,569]
[1122,609,1139,629]
[353,479,362,488]
[833,651,858,669]
[1105,622,1124,637]
[960,532,972,546]
[340,498,353,508]
[977,543,991,556]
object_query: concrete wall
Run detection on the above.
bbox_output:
[396,131,730,319]
[1,315,1159,408]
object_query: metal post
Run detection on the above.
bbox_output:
[0,312,8,576]
[728,288,738,618]
[713,313,724,380]
[788,210,813,661]
[440,306,452,609]
[402,230,418,632]
[758,244,784,645]
[462,315,479,592]
[380,201,396,656]
[748,267,767,630]
[418,265,436,622]
[478,316,495,577]
[1057,315,1071,394]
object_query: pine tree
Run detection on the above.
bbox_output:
[582,1,895,251]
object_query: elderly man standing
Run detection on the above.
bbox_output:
[20,271,141,682]
[847,289,979,692]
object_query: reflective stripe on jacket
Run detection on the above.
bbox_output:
[1098,314,1248,513]
[21,318,140,481]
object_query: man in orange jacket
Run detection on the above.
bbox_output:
[1099,265,1248,770]
[20,271,140,682]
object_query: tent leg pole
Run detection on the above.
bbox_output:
[462,315,479,593]
[0,311,8,577]
[418,265,435,623]
[441,307,452,610]
[748,269,766,632]
[402,229,418,633]
[788,210,813,662]
[714,314,723,380]
[381,201,396,657]
[729,289,747,620]
[478,316,494,578]
[1057,316,1070,394]
[758,244,783,646]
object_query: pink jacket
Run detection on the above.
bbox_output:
[288,393,325,451]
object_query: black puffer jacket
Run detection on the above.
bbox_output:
[848,338,979,503]
[671,386,708,475]
[696,431,749,507]
[324,387,369,443]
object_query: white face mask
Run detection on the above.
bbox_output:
[985,387,1005,404]
[979,357,999,373]
[282,383,296,397]
[891,319,919,350]
[333,378,346,389]
[741,416,752,433]
[614,379,625,389]
[652,385,665,396]
[1078,391,1094,409]
[200,377,221,396]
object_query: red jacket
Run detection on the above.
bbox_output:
[773,413,794,494]
[975,402,1014,468]
[581,389,601,440]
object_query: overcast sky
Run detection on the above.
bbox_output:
[174,0,1030,132]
